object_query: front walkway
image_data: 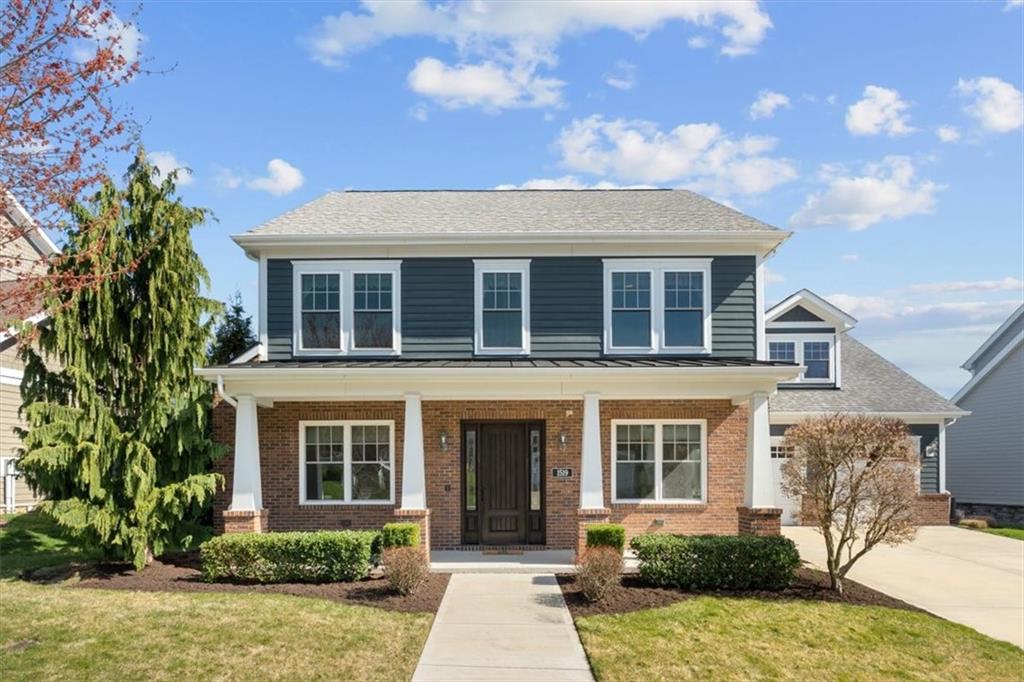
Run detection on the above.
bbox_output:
[783,525,1024,647]
[412,573,594,681]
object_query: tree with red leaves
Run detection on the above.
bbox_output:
[1,0,141,324]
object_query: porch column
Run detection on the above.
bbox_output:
[229,395,263,512]
[579,392,604,509]
[743,391,774,508]
[938,421,947,493]
[400,392,426,510]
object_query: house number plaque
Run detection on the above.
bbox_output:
[551,467,573,479]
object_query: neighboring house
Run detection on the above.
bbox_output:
[765,290,966,525]
[0,195,59,513]
[946,305,1024,525]
[198,190,960,554]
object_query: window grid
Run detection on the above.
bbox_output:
[354,273,392,312]
[482,272,522,311]
[770,444,794,459]
[301,422,394,504]
[664,272,703,311]
[769,341,796,363]
[613,421,705,503]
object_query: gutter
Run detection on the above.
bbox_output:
[216,375,237,407]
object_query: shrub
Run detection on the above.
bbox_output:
[586,523,626,553]
[200,530,377,583]
[958,517,990,529]
[576,547,623,602]
[380,522,421,549]
[383,546,428,595]
[630,534,800,591]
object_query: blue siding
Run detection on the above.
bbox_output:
[401,259,475,358]
[710,256,756,357]
[266,259,293,360]
[531,258,603,357]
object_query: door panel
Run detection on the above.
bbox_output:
[480,424,528,544]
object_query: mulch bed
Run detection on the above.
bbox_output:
[557,567,922,618]
[30,552,449,614]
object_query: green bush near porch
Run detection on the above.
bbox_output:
[379,522,421,549]
[586,524,626,553]
[200,530,377,583]
[630,534,800,591]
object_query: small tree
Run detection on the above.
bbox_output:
[781,414,918,594]
[17,151,222,569]
[207,290,256,365]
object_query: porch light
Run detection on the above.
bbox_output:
[559,431,568,450]
[439,430,450,452]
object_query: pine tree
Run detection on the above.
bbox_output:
[208,291,257,365]
[18,151,223,569]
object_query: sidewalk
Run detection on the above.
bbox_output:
[412,573,595,681]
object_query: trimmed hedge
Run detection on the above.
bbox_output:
[201,531,377,583]
[586,523,626,553]
[379,522,420,549]
[630,534,800,591]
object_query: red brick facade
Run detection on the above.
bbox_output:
[211,398,769,550]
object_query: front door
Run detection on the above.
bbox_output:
[462,422,544,545]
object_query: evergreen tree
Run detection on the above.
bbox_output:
[18,151,223,569]
[208,291,257,365]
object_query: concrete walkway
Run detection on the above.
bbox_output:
[784,525,1024,647]
[412,573,594,681]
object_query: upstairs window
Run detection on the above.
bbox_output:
[604,259,712,354]
[803,341,830,379]
[768,341,795,363]
[768,335,835,383]
[292,261,401,356]
[475,260,530,355]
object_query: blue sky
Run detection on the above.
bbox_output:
[102,1,1022,395]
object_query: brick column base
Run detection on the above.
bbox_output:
[576,508,612,560]
[737,506,782,536]
[394,508,431,556]
[914,493,951,526]
[223,509,269,533]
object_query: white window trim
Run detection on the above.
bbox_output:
[291,260,402,357]
[474,259,531,355]
[769,333,836,384]
[610,419,708,504]
[298,419,396,506]
[603,258,712,355]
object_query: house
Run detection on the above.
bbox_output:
[946,305,1024,525]
[765,289,967,525]
[197,189,961,553]
[0,195,59,513]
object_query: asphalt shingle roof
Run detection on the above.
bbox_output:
[244,189,781,237]
[770,336,965,415]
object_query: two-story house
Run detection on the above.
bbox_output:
[198,190,962,554]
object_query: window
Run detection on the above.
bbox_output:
[803,341,830,379]
[300,421,394,504]
[292,261,401,356]
[771,443,794,459]
[612,420,706,503]
[604,259,712,354]
[768,341,795,363]
[474,260,530,354]
[529,428,542,511]
[767,334,835,383]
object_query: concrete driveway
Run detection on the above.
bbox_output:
[783,526,1024,648]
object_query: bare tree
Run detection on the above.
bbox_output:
[781,414,918,594]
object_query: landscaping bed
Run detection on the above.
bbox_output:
[557,567,920,618]
[55,552,449,613]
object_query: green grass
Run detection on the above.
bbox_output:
[980,528,1024,541]
[0,512,102,579]
[0,581,432,681]
[575,597,1024,682]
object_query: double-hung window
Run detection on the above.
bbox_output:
[300,421,394,504]
[292,261,401,355]
[612,420,707,503]
[474,260,530,354]
[604,259,712,354]
[768,336,835,383]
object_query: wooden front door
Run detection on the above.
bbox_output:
[462,422,545,546]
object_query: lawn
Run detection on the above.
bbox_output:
[980,527,1024,541]
[0,581,432,681]
[575,596,1024,682]
[0,512,104,579]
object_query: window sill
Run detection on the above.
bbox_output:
[299,500,395,507]
[611,501,707,511]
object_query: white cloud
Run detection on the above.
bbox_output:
[955,77,1024,133]
[845,85,915,136]
[246,159,305,196]
[409,103,429,122]
[554,115,797,196]
[1005,0,1023,10]
[213,166,242,190]
[407,57,563,111]
[908,276,1023,295]
[73,11,144,72]
[147,151,193,186]
[841,253,859,262]
[687,35,710,49]
[604,61,636,91]
[826,294,1019,329]
[790,156,942,230]
[936,125,960,142]
[494,176,653,190]
[749,90,790,120]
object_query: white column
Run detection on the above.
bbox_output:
[744,391,774,508]
[938,421,947,493]
[229,395,263,511]
[580,392,605,509]
[401,393,426,510]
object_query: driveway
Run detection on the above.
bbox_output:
[783,526,1024,648]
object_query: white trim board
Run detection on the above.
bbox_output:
[298,419,396,506]
[766,289,857,331]
[610,419,708,504]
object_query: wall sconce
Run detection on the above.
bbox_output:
[439,431,450,452]
[558,431,568,450]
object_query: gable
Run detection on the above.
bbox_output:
[773,305,824,323]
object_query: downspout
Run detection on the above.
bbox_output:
[216,375,237,408]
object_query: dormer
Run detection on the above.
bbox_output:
[765,289,857,388]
